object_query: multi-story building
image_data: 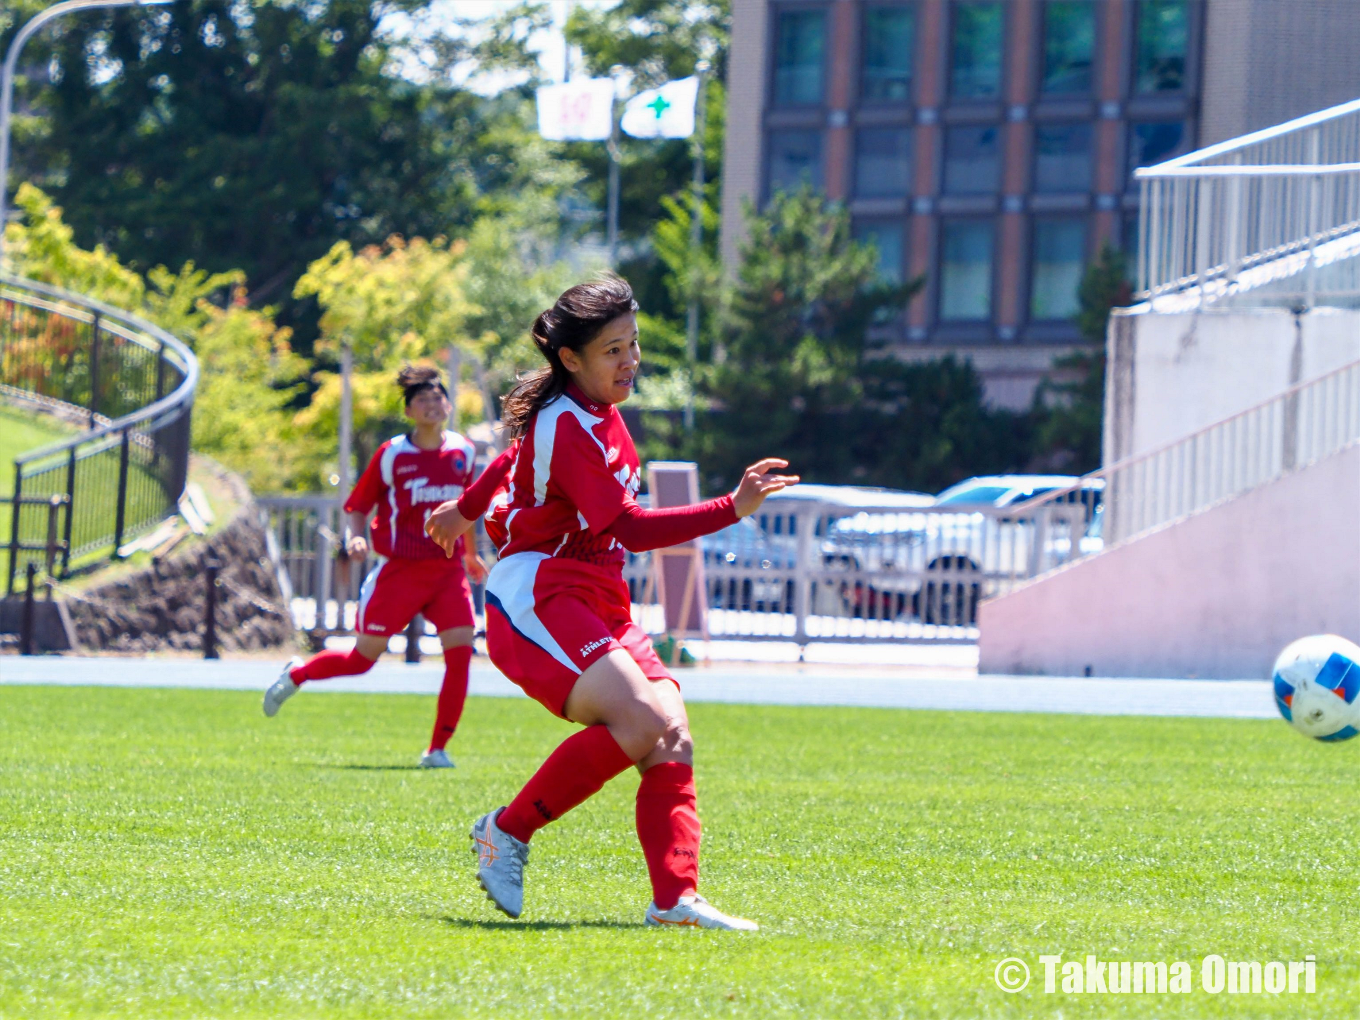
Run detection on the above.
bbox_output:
[721,0,1360,407]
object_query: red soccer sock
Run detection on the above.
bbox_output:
[497,725,635,843]
[428,646,472,752]
[635,762,701,910]
[289,648,377,684]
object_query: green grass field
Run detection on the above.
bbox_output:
[0,686,1356,1018]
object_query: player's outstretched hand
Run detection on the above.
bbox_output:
[732,458,800,519]
[425,500,475,558]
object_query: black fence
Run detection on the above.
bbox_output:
[2,275,198,594]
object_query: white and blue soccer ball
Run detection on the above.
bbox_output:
[1273,635,1360,742]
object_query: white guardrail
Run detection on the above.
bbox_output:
[257,348,1360,647]
[1011,356,1360,566]
[1136,97,1360,308]
[255,495,1098,646]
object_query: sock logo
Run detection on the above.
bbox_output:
[671,847,697,860]
[533,799,554,822]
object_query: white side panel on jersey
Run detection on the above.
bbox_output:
[485,552,580,674]
[378,435,415,547]
[530,394,606,507]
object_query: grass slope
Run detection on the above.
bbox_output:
[0,687,1356,1018]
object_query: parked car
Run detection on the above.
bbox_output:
[934,474,1102,510]
[816,476,1102,626]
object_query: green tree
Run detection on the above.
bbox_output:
[694,189,916,487]
[4,185,311,492]
[292,234,485,474]
[22,0,478,301]
[1032,244,1134,472]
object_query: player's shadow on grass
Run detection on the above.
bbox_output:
[324,764,423,771]
[438,916,639,931]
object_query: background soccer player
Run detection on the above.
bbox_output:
[425,276,797,928]
[263,365,488,769]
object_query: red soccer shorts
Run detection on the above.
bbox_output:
[356,557,475,637]
[484,552,677,718]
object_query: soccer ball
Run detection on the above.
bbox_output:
[1272,635,1360,742]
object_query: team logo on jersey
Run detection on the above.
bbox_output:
[615,463,641,495]
[403,476,464,504]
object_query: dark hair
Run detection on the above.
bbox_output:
[500,274,638,438]
[397,363,448,406]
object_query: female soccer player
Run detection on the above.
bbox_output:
[263,364,488,769]
[424,276,797,929]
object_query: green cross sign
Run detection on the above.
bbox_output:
[646,94,671,120]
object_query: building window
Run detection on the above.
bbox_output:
[1040,1,1094,95]
[767,130,824,194]
[1122,211,1140,265]
[1127,121,1186,181]
[773,8,826,106]
[1033,122,1092,192]
[1134,0,1189,94]
[943,125,1000,194]
[1030,217,1086,320]
[949,2,1003,100]
[939,219,994,320]
[862,6,914,102]
[855,128,913,197]
[855,220,906,283]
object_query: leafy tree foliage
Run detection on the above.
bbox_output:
[681,190,1032,492]
[4,186,311,492]
[20,0,478,301]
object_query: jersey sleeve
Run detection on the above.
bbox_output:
[605,496,738,553]
[456,443,517,521]
[343,446,386,515]
[551,416,632,534]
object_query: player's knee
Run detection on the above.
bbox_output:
[664,717,693,759]
[439,626,475,648]
[621,697,667,753]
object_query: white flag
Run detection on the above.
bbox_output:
[621,77,699,140]
[536,79,616,141]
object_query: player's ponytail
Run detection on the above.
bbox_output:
[500,274,639,439]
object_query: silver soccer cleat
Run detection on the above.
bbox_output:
[470,808,529,918]
[419,748,456,769]
[263,658,303,717]
[644,894,759,931]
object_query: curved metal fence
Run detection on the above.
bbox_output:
[1,274,198,593]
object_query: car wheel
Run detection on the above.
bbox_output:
[920,555,982,626]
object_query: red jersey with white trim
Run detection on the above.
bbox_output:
[485,385,641,568]
[345,431,478,560]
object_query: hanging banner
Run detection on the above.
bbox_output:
[621,77,699,139]
[535,78,616,141]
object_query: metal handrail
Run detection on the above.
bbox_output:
[1151,96,1360,170]
[1134,96,1360,304]
[3,273,199,589]
[1,274,199,463]
[1007,355,1360,577]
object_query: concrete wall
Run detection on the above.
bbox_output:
[978,443,1360,679]
[1104,305,1360,464]
[1201,0,1360,147]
